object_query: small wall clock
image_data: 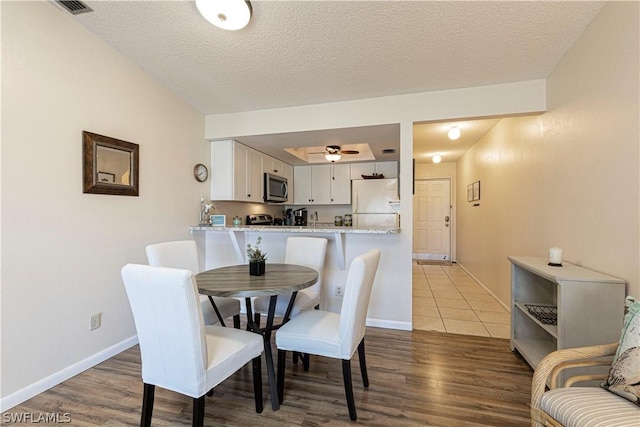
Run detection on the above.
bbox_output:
[193,163,208,182]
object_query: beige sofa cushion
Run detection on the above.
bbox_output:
[540,387,639,427]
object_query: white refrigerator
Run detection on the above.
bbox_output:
[351,178,399,228]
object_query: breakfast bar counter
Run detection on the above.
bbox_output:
[190,224,400,234]
[190,224,410,328]
[190,224,398,270]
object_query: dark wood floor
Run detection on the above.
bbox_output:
[4,328,533,426]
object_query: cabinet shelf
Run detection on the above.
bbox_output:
[514,302,557,338]
[511,338,557,368]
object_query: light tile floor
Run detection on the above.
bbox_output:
[413,261,511,338]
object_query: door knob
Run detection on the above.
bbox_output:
[445,216,450,222]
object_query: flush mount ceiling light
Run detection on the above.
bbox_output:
[432,154,442,164]
[325,153,341,162]
[196,0,252,31]
[448,126,461,140]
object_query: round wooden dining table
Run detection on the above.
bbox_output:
[195,263,318,411]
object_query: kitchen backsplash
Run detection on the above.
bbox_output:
[205,201,283,225]
[205,201,352,225]
[286,205,353,224]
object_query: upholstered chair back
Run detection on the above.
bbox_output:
[146,240,200,273]
[284,237,328,296]
[121,264,208,398]
[338,249,381,359]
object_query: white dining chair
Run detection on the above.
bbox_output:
[252,237,328,320]
[275,249,381,421]
[145,240,241,328]
[121,264,264,426]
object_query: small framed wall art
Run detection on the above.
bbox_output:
[472,181,480,201]
[467,181,481,202]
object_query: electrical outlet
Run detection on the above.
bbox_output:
[90,313,101,331]
[335,285,343,297]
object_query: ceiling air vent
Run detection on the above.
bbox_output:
[56,0,93,15]
[382,148,396,154]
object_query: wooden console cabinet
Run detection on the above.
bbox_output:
[508,256,625,374]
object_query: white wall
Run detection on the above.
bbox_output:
[456,1,639,304]
[414,161,456,181]
[204,80,546,138]
[1,2,207,408]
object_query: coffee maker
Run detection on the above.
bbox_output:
[293,208,307,226]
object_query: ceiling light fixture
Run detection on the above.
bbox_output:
[325,153,341,162]
[448,126,461,140]
[432,154,442,164]
[196,0,252,31]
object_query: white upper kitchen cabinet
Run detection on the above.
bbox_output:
[243,146,264,202]
[350,161,398,179]
[294,165,326,204]
[211,140,263,202]
[294,164,350,205]
[292,165,310,204]
[311,165,331,204]
[264,154,292,203]
[330,163,351,204]
[264,156,285,177]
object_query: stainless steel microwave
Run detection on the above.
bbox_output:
[264,172,288,203]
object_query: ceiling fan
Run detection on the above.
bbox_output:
[310,145,360,162]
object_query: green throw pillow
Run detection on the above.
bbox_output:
[601,296,640,406]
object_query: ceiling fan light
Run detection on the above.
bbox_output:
[196,0,252,31]
[448,126,461,140]
[432,154,442,164]
[325,153,341,162]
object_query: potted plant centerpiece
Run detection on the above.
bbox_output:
[247,236,267,276]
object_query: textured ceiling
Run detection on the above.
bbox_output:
[63,0,605,163]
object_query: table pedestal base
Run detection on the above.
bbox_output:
[244,291,298,411]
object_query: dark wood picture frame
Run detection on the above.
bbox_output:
[83,131,139,196]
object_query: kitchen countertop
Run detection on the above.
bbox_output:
[190,224,400,234]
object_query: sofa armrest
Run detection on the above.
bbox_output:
[530,342,618,427]
[549,360,613,388]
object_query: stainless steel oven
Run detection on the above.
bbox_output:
[264,172,288,203]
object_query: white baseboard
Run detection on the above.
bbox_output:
[366,317,412,331]
[456,263,511,312]
[0,336,138,412]
[412,253,451,261]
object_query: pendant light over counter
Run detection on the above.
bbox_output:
[196,0,252,31]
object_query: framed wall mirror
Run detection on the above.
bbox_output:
[82,131,139,196]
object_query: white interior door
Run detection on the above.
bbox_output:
[413,179,451,260]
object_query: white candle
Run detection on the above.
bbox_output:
[549,247,563,264]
